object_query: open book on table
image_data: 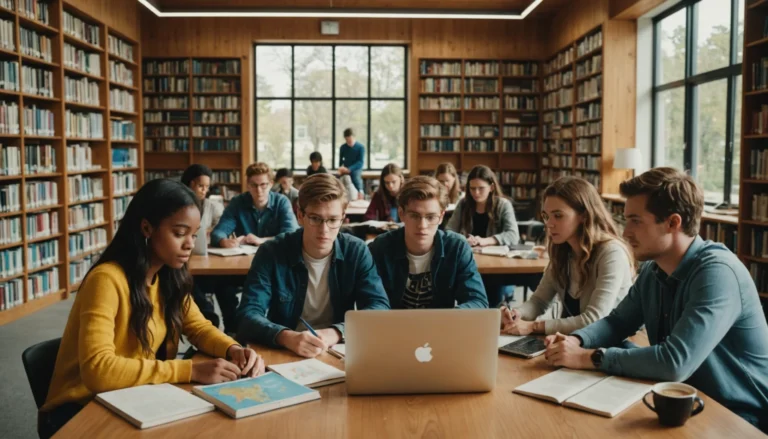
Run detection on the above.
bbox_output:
[513,369,652,418]
[95,383,214,429]
[268,358,345,388]
[207,244,259,257]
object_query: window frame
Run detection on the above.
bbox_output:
[651,0,742,206]
[253,43,409,171]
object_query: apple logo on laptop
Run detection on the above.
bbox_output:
[415,343,433,363]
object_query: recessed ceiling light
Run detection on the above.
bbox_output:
[138,0,543,20]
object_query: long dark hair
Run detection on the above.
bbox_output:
[84,179,200,356]
[461,165,506,235]
[377,163,404,216]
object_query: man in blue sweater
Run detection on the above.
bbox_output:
[211,162,298,247]
[543,167,768,432]
[338,127,364,198]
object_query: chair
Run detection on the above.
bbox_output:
[22,338,61,410]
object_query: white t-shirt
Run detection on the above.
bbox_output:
[401,249,434,309]
[296,250,334,331]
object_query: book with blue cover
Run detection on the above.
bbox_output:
[191,372,320,419]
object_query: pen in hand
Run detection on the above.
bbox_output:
[299,317,343,359]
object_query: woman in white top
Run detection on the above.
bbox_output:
[501,176,635,335]
[182,165,239,334]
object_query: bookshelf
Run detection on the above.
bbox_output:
[417,58,541,211]
[540,23,636,197]
[0,0,143,325]
[542,26,604,191]
[142,57,246,199]
[741,0,768,304]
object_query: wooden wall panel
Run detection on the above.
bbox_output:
[65,0,141,40]
[547,0,610,54]
[610,0,666,19]
[602,20,638,194]
[141,11,548,171]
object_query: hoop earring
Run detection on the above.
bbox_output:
[145,237,148,249]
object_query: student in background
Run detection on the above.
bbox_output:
[446,165,519,307]
[212,162,298,248]
[369,176,487,309]
[181,165,238,333]
[500,176,634,335]
[446,165,519,247]
[272,168,299,207]
[435,162,463,204]
[39,180,264,439]
[338,127,364,199]
[364,163,405,222]
[543,168,768,432]
[237,173,390,358]
[306,151,327,177]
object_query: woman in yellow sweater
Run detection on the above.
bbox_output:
[39,179,265,438]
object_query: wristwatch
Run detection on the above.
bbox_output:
[590,348,606,368]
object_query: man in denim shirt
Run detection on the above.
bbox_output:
[370,176,488,309]
[211,162,298,248]
[236,173,390,358]
[543,168,768,432]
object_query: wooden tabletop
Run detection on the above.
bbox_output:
[55,340,764,438]
[187,253,548,276]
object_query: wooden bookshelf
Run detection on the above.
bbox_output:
[740,0,768,309]
[0,0,143,325]
[142,57,245,197]
[540,23,636,196]
[416,58,541,211]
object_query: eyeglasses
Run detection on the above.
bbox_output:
[248,182,271,190]
[404,212,442,225]
[304,213,344,229]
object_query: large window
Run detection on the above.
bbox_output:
[652,0,743,206]
[254,44,407,171]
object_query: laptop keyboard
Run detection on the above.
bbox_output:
[500,336,546,356]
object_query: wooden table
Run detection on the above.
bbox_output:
[55,342,765,438]
[188,253,548,276]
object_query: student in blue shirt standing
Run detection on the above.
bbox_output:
[338,127,364,199]
[369,176,488,309]
[236,173,390,358]
[543,167,768,432]
[211,162,299,248]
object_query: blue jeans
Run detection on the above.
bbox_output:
[350,169,363,193]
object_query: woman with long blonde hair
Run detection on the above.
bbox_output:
[435,162,463,204]
[501,176,635,335]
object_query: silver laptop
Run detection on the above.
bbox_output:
[345,309,500,395]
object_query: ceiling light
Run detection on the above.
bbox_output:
[138,0,543,20]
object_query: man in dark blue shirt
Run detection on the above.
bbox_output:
[211,162,298,247]
[338,127,364,198]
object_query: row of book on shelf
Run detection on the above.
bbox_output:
[0,267,59,311]
[143,96,240,110]
[419,61,538,77]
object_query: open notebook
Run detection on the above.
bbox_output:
[207,244,259,257]
[268,359,346,388]
[513,369,652,418]
[95,383,214,429]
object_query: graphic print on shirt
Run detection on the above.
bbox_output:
[402,272,433,309]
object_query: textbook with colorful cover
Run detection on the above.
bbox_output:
[513,369,652,418]
[267,358,346,388]
[191,373,320,419]
[95,383,214,429]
